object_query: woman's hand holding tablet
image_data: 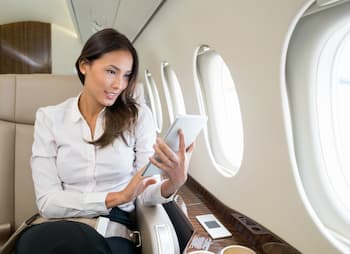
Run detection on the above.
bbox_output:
[142,114,207,177]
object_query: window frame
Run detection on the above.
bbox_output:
[144,69,163,133]
[193,45,244,177]
[160,61,186,123]
[285,1,350,250]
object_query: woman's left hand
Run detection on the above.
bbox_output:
[149,129,195,198]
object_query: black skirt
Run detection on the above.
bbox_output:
[14,207,137,254]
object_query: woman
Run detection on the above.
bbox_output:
[15,28,193,254]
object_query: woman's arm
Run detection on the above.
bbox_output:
[132,105,173,205]
[150,130,195,198]
[134,105,195,205]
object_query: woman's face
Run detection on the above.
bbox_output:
[80,50,133,108]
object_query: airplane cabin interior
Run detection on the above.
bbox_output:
[1,0,350,253]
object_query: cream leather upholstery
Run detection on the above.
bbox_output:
[0,74,179,254]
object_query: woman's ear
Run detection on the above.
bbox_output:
[79,60,89,75]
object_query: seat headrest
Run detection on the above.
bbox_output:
[0,74,82,125]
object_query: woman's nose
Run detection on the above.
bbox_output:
[112,76,123,89]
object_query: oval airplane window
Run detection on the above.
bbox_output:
[194,45,244,177]
[144,69,163,133]
[286,1,350,251]
[161,62,186,123]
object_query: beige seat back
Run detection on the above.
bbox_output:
[0,74,82,233]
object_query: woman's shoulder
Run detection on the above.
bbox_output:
[136,103,153,121]
[134,103,156,133]
[36,97,77,121]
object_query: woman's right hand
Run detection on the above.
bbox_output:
[121,167,157,203]
[105,167,157,208]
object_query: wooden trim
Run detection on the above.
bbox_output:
[0,21,51,74]
[177,175,301,254]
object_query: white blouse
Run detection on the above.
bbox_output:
[31,95,171,218]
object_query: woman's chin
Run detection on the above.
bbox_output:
[101,98,117,107]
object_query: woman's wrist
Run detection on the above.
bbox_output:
[161,179,178,198]
[105,191,127,208]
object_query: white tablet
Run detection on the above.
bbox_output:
[142,114,207,176]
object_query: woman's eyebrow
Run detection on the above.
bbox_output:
[108,65,118,70]
[108,64,132,73]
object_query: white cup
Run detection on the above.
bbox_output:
[220,245,256,254]
[188,251,215,254]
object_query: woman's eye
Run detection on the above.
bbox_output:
[124,74,131,79]
[106,69,116,75]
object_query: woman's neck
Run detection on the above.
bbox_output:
[78,91,103,120]
[78,91,104,139]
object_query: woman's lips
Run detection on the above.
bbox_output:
[104,91,119,100]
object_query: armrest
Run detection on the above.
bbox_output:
[0,223,11,247]
[136,197,180,254]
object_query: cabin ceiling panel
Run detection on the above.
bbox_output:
[113,0,164,42]
[69,0,164,42]
[0,0,75,32]
[0,0,163,42]
[69,0,120,42]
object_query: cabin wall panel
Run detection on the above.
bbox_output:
[134,0,340,253]
[51,24,82,74]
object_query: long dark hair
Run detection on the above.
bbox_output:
[75,28,139,148]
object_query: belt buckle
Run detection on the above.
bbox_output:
[130,231,141,247]
[95,217,110,236]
